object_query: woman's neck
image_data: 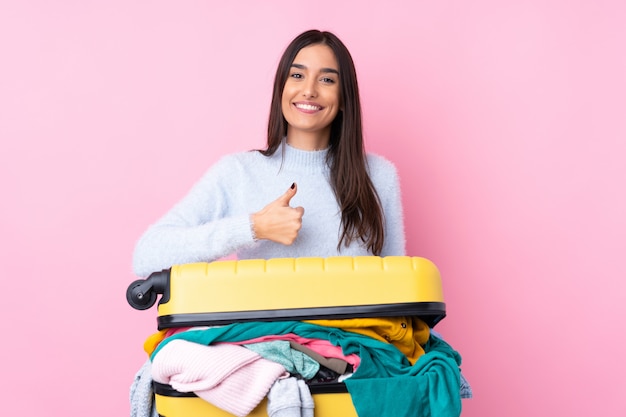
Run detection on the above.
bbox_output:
[285,129,330,151]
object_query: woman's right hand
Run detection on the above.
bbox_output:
[250,183,304,245]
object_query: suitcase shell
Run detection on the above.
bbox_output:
[146,256,446,330]
[154,382,357,417]
[128,256,446,417]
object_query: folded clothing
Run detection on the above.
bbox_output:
[151,339,287,417]
[305,316,430,365]
[267,377,314,417]
[151,321,463,417]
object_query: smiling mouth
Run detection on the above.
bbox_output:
[294,103,322,111]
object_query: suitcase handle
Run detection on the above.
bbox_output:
[126,270,169,310]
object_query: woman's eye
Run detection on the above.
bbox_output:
[290,73,303,79]
[321,77,336,84]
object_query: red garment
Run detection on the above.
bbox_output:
[222,332,361,371]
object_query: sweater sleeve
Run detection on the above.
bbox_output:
[368,155,407,257]
[132,155,255,277]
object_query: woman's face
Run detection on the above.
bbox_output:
[281,44,341,144]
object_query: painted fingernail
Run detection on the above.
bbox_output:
[291,182,295,189]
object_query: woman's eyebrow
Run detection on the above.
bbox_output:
[291,63,339,75]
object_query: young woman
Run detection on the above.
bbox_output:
[130,30,471,417]
[132,29,405,278]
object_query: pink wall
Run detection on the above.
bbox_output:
[1,1,624,416]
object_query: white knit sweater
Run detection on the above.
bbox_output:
[132,143,406,277]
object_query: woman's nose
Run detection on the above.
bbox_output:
[302,79,317,98]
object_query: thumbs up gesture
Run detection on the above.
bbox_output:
[251,183,305,245]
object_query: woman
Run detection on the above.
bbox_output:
[132,29,405,278]
[130,30,470,417]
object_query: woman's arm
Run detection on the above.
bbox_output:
[368,155,407,256]
[132,156,254,277]
[132,155,306,277]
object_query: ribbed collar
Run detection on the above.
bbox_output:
[269,141,331,174]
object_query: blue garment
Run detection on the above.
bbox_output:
[430,328,472,399]
[244,340,320,379]
[345,337,462,417]
[152,321,462,417]
[129,359,158,417]
[132,143,406,277]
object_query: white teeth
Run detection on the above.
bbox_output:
[295,103,321,111]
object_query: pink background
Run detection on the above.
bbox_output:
[1,1,625,416]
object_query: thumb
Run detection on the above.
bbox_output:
[277,182,297,206]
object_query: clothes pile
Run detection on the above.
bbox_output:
[130,317,472,417]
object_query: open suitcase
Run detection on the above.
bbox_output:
[127,256,447,417]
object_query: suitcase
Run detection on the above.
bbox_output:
[127,256,447,417]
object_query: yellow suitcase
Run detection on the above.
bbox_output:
[152,387,360,417]
[127,256,447,417]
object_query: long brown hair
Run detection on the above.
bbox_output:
[261,29,385,255]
